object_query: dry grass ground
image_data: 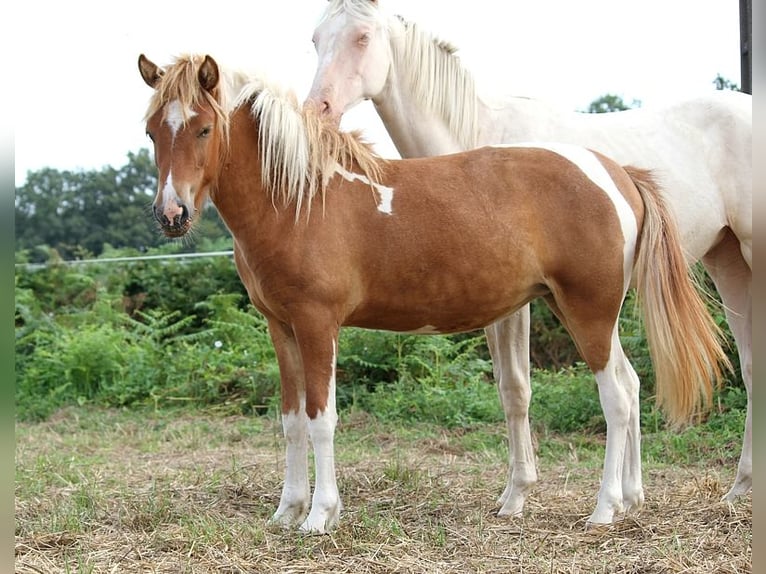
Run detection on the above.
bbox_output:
[15,408,751,573]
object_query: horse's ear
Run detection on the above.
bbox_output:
[138,54,164,88]
[198,55,220,93]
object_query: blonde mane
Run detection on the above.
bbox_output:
[392,21,479,149]
[236,82,382,218]
[322,0,479,149]
[147,53,382,219]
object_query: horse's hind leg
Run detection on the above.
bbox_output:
[544,293,642,525]
[486,306,537,518]
[588,330,643,524]
[703,229,752,501]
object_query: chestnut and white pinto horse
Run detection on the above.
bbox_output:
[139,53,729,533]
[305,0,753,515]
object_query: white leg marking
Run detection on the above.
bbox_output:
[271,396,310,528]
[335,165,394,215]
[589,328,642,525]
[300,339,341,533]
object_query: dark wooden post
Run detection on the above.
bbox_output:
[740,0,752,94]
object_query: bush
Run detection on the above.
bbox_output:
[338,331,498,427]
[15,284,279,420]
[15,248,744,436]
[529,364,605,434]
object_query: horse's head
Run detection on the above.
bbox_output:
[138,54,226,238]
[305,0,398,124]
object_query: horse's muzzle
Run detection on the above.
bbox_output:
[154,203,192,237]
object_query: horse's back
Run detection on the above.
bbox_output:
[339,144,637,332]
[482,91,751,262]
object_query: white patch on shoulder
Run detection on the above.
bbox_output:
[334,165,394,215]
[165,100,196,137]
[492,143,638,287]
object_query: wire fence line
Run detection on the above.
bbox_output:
[15,250,235,271]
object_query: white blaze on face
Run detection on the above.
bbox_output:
[158,100,198,220]
[165,99,196,138]
[334,165,394,214]
[159,173,182,220]
[314,15,342,79]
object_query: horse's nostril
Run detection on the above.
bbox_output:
[174,204,190,227]
[153,205,167,225]
[154,202,190,229]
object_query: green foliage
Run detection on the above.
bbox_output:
[529,300,578,369]
[15,242,744,452]
[338,332,498,428]
[14,149,231,260]
[15,269,278,421]
[15,243,246,333]
[642,385,747,464]
[584,93,641,113]
[529,364,604,434]
[713,73,740,91]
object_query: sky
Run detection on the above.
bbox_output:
[12,0,743,186]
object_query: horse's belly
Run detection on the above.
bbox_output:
[344,282,542,334]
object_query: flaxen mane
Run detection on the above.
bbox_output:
[146,53,382,219]
[143,53,250,147]
[236,81,383,218]
[322,0,479,149]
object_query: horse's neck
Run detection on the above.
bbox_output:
[372,83,464,158]
[372,83,569,156]
[372,43,578,157]
[212,115,274,236]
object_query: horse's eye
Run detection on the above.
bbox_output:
[358,33,370,46]
[146,131,155,143]
[198,126,212,139]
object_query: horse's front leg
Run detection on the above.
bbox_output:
[293,319,341,534]
[267,320,311,528]
[486,306,537,518]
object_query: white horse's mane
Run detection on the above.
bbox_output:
[322,0,479,149]
[393,21,479,149]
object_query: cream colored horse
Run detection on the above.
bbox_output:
[305,0,752,517]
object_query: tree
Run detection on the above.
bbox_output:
[713,73,740,91]
[15,149,230,260]
[585,94,641,113]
